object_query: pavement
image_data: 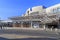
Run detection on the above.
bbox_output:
[0,34,58,40]
[0,34,56,39]
[0,28,60,40]
[0,37,58,40]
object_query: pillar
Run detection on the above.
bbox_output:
[31,21,33,28]
[43,24,45,29]
[21,21,23,28]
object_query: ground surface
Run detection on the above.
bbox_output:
[0,29,60,40]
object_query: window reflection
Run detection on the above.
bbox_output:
[52,7,60,13]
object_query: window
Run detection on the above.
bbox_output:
[53,9,57,13]
[27,11,29,13]
[57,8,60,12]
[51,7,60,13]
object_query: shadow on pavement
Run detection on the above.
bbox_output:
[0,37,8,40]
[9,38,57,40]
[0,37,58,40]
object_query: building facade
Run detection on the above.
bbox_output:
[0,20,13,27]
[9,4,60,29]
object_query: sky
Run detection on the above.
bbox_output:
[0,0,60,20]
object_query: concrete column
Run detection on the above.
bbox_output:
[43,24,45,29]
[21,21,23,28]
[31,21,33,28]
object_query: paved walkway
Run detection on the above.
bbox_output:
[0,34,58,39]
[0,28,59,40]
[1,27,60,33]
[2,27,44,30]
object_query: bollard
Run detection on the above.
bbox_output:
[55,28,58,31]
[51,28,52,31]
[55,28,59,35]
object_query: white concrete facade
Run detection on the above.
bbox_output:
[10,3,60,29]
[46,3,60,14]
[23,6,46,16]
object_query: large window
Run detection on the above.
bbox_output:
[57,7,60,12]
[53,9,57,13]
[52,7,60,13]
